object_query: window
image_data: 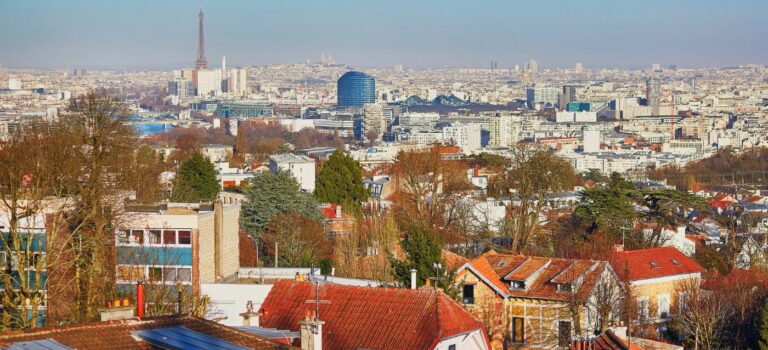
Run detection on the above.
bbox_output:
[511,280,526,290]
[163,230,176,245]
[658,294,670,319]
[678,291,688,312]
[26,252,44,269]
[130,230,144,244]
[178,230,192,245]
[558,321,572,347]
[164,267,178,282]
[512,317,525,343]
[148,230,161,245]
[557,283,573,293]
[148,267,163,281]
[177,267,192,282]
[117,266,145,281]
[448,345,456,350]
[462,284,475,305]
[637,297,649,320]
[117,231,130,244]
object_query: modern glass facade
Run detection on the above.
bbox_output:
[337,71,375,107]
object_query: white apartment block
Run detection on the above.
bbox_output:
[269,153,316,192]
[443,124,482,154]
[489,114,520,148]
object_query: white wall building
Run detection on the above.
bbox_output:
[443,124,482,153]
[197,69,223,97]
[583,130,601,153]
[269,153,316,192]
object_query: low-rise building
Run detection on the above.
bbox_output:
[610,247,704,324]
[455,251,622,349]
[269,154,316,193]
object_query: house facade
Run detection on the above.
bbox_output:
[610,247,704,324]
[455,251,623,349]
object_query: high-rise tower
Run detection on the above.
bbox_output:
[195,9,208,70]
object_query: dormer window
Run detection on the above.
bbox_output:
[557,283,573,293]
[511,280,526,290]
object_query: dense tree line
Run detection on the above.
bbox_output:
[650,147,768,190]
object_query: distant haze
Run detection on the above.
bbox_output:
[1,0,766,69]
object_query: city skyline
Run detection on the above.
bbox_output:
[1,0,767,70]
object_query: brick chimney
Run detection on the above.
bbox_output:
[300,310,324,350]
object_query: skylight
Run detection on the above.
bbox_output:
[650,261,660,268]
[671,259,681,265]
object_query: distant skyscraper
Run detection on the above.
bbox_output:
[559,85,577,110]
[651,63,661,71]
[645,77,661,115]
[575,62,583,73]
[195,9,208,70]
[526,58,538,73]
[337,71,375,107]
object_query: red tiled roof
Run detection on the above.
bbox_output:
[610,247,704,282]
[571,330,644,350]
[259,280,488,350]
[442,249,468,271]
[0,315,289,349]
[457,254,613,301]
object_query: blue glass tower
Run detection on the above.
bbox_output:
[337,71,375,107]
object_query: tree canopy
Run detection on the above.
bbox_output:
[391,223,458,296]
[315,150,369,214]
[240,170,322,241]
[171,151,219,202]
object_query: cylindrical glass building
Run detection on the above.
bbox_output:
[337,71,375,107]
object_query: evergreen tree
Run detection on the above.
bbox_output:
[171,151,220,202]
[391,224,459,298]
[315,150,369,214]
[758,301,768,350]
[240,170,322,241]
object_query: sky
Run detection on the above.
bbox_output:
[0,0,766,70]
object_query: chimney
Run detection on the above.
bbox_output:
[214,200,223,281]
[676,225,686,238]
[335,204,342,218]
[612,326,628,339]
[136,281,145,318]
[410,269,417,289]
[613,244,624,253]
[300,310,324,350]
[239,301,259,327]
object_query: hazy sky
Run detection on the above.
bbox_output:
[1,0,766,69]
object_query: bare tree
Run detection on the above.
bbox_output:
[671,278,733,350]
[500,146,577,252]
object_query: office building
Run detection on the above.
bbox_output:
[559,85,577,110]
[526,86,559,109]
[215,101,273,118]
[574,62,583,73]
[337,71,375,107]
[168,79,195,100]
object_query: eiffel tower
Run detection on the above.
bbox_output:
[195,9,208,70]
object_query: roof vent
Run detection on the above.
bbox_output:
[671,259,681,266]
[650,261,660,268]
[496,261,506,268]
